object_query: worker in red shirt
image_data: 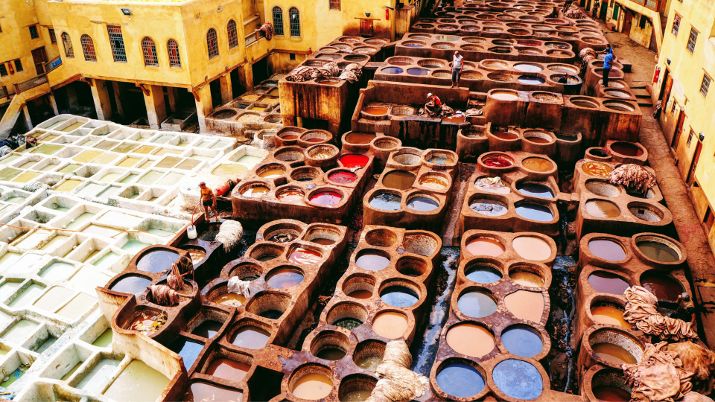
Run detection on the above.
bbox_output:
[425,92,443,116]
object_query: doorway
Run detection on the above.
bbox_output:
[31,47,48,76]
[671,110,686,149]
[209,79,222,108]
[599,1,608,20]
[659,68,672,102]
[686,138,703,185]
[252,57,271,85]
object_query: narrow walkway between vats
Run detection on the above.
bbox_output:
[601,24,715,346]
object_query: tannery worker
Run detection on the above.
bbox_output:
[425,92,443,116]
[451,51,463,88]
[602,45,614,87]
[199,182,217,222]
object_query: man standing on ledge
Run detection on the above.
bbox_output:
[451,51,464,88]
[602,45,614,87]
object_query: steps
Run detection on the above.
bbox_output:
[630,82,653,107]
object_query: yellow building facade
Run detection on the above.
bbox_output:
[0,0,419,134]
[653,0,715,250]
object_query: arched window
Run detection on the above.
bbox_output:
[227,20,238,49]
[141,37,158,66]
[289,7,300,37]
[207,28,219,59]
[80,34,96,61]
[167,39,181,67]
[272,7,284,36]
[61,32,74,58]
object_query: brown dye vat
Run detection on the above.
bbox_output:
[592,343,637,365]
[521,156,554,173]
[511,235,551,261]
[382,170,416,190]
[466,237,505,257]
[205,358,251,381]
[640,271,683,302]
[584,199,621,218]
[509,268,544,287]
[372,311,409,339]
[590,302,630,330]
[504,290,544,321]
[185,381,243,401]
[445,323,495,357]
[230,326,270,349]
[290,370,333,400]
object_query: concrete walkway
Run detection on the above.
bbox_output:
[603,27,715,346]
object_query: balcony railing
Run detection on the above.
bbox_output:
[13,74,48,94]
[621,0,664,12]
[45,56,63,73]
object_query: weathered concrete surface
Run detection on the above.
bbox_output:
[604,28,715,346]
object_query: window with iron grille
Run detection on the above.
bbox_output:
[207,28,219,59]
[61,32,74,58]
[48,28,56,44]
[227,20,239,49]
[289,7,300,37]
[687,28,698,53]
[80,34,97,61]
[107,25,127,62]
[329,0,341,10]
[0,64,7,77]
[29,25,39,39]
[671,13,681,36]
[273,7,284,36]
[167,39,181,67]
[141,37,158,66]
[14,59,22,72]
[700,73,711,97]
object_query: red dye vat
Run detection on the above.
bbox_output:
[482,154,513,168]
[339,154,369,168]
[309,190,343,206]
[328,170,358,184]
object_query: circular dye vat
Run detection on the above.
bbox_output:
[585,180,621,197]
[518,75,545,85]
[257,165,285,178]
[505,290,544,321]
[344,132,376,144]
[356,251,391,271]
[610,141,643,157]
[446,324,495,358]
[592,343,637,365]
[636,240,680,263]
[492,130,519,140]
[492,359,543,400]
[482,154,514,168]
[372,311,408,339]
[193,320,222,338]
[588,272,630,295]
[466,237,505,257]
[380,286,419,308]
[276,188,305,203]
[465,265,502,284]
[289,247,322,265]
[185,248,206,264]
[328,170,357,184]
[469,199,508,216]
[136,250,179,273]
[111,275,152,294]
[380,66,404,74]
[502,325,543,358]
[292,372,333,400]
[515,202,553,222]
[640,271,683,302]
[407,67,429,76]
[369,192,401,211]
[514,63,542,73]
[339,154,369,168]
[315,345,346,360]
[382,171,415,190]
[591,303,630,329]
[436,361,485,398]
[592,370,632,401]
[309,190,342,207]
[522,157,554,172]
[585,199,621,218]
[516,182,554,199]
[419,174,449,190]
[457,291,497,318]
[231,326,269,349]
[334,317,363,330]
[588,239,627,261]
[186,382,243,401]
[206,358,250,382]
[407,196,439,212]
[212,292,247,307]
[510,268,544,287]
[266,268,304,289]
[363,105,390,115]
[512,236,551,261]
[491,91,519,101]
[241,185,270,198]
[582,161,614,178]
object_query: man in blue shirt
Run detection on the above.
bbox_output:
[603,45,614,87]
